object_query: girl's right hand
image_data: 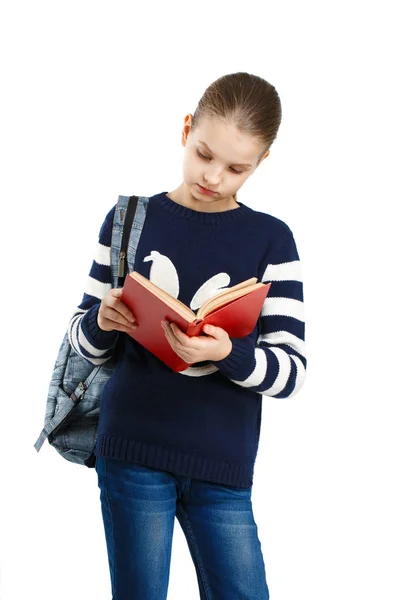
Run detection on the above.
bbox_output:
[97,288,137,334]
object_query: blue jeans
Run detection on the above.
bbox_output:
[95,456,270,600]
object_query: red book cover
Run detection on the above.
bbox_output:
[121,273,271,372]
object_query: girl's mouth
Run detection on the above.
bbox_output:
[197,184,217,195]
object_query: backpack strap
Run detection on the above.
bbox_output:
[111,195,149,287]
[118,196,137,286]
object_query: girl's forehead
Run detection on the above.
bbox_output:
[191,117,263,162]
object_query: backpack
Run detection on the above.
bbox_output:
[33,194,150,467]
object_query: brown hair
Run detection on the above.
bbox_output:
[190,72,282,201]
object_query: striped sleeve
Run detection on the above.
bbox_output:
[67,205,119,365]
[213,233,306,398]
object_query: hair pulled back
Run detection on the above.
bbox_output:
[191,72,282,164]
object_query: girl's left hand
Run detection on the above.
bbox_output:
[161,320,233,364]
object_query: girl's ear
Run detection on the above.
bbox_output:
[256,150,270,167]
[261,150,270,162]
[181,113,194,146]
[263,150,270,160]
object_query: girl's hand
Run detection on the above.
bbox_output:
[161,320,233,364]
[97,288,137,334]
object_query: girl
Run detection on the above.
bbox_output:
[69,72,306,599]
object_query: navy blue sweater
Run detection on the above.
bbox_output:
[68,191,306,487]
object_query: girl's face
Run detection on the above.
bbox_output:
[181,114,269,205]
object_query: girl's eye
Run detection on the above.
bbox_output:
[197,150,243,175]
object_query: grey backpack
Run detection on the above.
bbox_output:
[34,195,149,467]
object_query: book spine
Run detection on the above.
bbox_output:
[186,320,204,338]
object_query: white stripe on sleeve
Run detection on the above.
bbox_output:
[262,260,302,282]
[258,330,306,358]
[263,347,292,396]
[77,325,111,358]
[232,348,267,388]
[261,297,305,321]
[69,312,81,354]
[84,355,112,365]
[94,242,111,266]
[85,276,112,300]
[287,355,307,398]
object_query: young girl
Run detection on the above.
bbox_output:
[69,72,306,600]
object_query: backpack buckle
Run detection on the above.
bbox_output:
[70,381,86,404]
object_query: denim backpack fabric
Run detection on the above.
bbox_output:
[34,195,149,467]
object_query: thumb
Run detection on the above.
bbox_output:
[203,324,218,336]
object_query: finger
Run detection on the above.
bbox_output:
[102,307,136,329]
[203,324,227,339]
[113,322,138,334]
[203,324,217,336]
[110,287,123,298]
[107,294,136,323]
[169,322,195,347]
[161,321,177,348]
[114,301,136,323]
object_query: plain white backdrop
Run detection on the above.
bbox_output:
[1,1,399,599]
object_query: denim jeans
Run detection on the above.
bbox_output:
[95,456,270,600]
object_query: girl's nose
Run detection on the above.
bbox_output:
[204,168,222,186]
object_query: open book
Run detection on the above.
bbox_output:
[121,271,271,372]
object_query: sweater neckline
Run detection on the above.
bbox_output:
[152,191,251,224]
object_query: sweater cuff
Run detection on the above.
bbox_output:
[212,336,255,380]
[81,304,119,350]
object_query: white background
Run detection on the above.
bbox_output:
[1,1,399,599]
